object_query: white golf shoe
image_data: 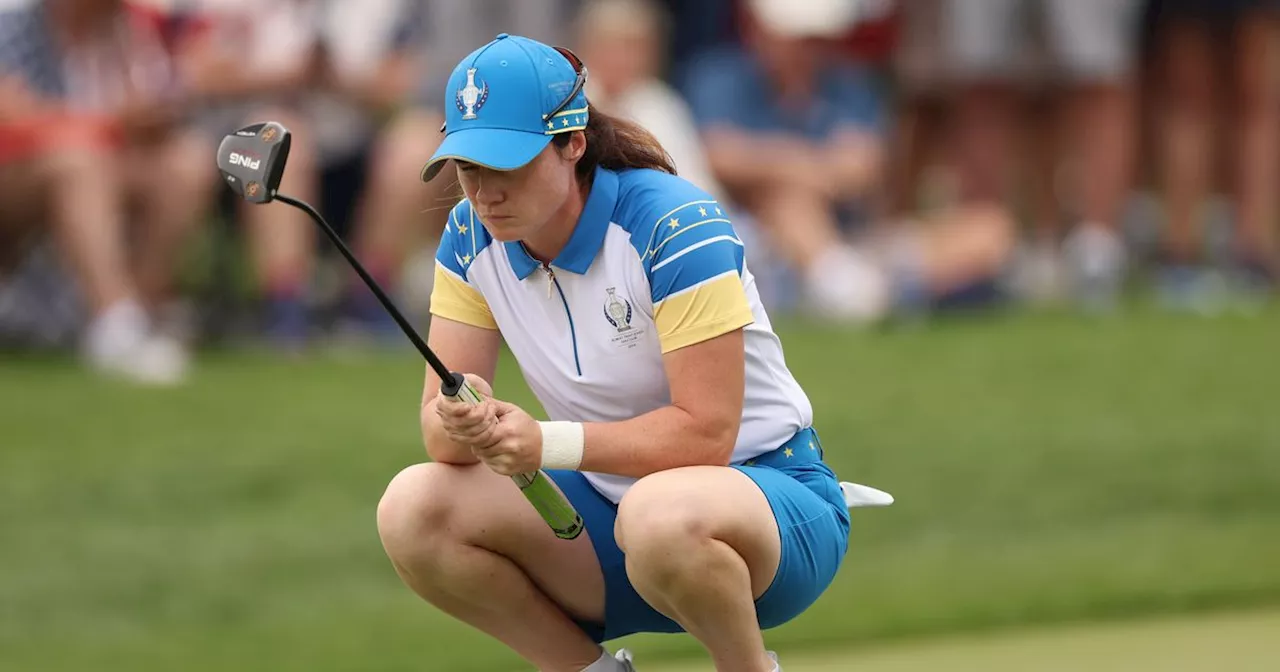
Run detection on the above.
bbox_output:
[607,648,785,671]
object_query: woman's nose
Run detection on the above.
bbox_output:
[473,174,504,205]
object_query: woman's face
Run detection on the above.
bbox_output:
[454,136,583,242]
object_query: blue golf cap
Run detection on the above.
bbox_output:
[420,34,589,182]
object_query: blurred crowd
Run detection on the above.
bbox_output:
[0,0,1277,385]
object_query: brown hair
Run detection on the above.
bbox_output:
[553,104,676,183]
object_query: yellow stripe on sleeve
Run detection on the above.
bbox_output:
[429,265,497,330]
[653,271,754,353]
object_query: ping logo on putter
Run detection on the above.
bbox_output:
[228,152,261,170]
[217,121,292,204]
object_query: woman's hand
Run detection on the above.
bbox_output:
[435,373,496,447]
[470,401,543,476]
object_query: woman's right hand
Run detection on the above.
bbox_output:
[435,373,497,448]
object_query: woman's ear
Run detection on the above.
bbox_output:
[563,130,587,163]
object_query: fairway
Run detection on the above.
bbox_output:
[2,308,1278,671]
[651,610,1280,672]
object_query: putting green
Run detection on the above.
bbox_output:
[650,610,1280,672]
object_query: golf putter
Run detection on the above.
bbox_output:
[216,121,584,540]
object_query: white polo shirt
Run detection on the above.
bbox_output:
[430,166,813,503]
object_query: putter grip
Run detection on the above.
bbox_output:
[443,373,584,540]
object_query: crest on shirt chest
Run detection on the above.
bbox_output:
[603,287,632,332]
[603,287,645,349]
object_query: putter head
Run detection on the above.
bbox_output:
[216,122,291,204]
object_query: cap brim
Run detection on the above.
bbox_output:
[420,127,553,182]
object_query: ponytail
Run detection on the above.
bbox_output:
[553,104,676,183]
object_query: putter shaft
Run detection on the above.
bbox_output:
[273,193,452,382]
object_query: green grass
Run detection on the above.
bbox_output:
[2,308,1278,671]
[653,609,1280,672]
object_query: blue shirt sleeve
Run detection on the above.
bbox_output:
[623,172,755,353]
[627,175,745,304]
[429,198,497,329]
[646,202,745,305]
[435,199,489,281]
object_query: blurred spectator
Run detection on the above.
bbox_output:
[305,0,439,342]
[653,0,738,78]
[1144,0,1279,309]
[941,0,1142,309]
[572,0,724,199]
[683,0,891,320]
[683,0,1014,321]
[165,0,325,347]
[165,0,434,347]
[417,0,576,106]
[0,0,216,384]
[885,0,956,216]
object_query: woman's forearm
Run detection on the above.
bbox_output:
[578,405,738,478]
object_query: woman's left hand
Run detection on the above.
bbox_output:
[470,401,543,476]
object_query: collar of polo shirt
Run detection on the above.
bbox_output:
[504,166,620,280]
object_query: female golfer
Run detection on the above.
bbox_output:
[376,34,871,672]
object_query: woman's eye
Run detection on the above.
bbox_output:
[458,164,477,173]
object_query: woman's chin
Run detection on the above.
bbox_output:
[483,219,524,241]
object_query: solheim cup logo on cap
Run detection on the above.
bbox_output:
[456,68,489,120]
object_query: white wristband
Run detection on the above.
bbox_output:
[538,421,585,470]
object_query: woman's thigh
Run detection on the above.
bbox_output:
[616,466,784,598]
[382,462,606,624]
[573,463,849,639]
[729,464,850,629]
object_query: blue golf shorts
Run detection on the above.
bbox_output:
[545,427,851,643]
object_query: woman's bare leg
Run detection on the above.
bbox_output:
[615,466,783,672]
[377,463,607,672]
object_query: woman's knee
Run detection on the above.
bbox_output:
[376,462,465,556]
[617,468,785,599]
[614,471,715,559]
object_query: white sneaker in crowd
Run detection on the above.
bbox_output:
[805,245,891,323]
[1063,223,1127,312]
[1007,240,1067,305]
[81,299,189,386]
